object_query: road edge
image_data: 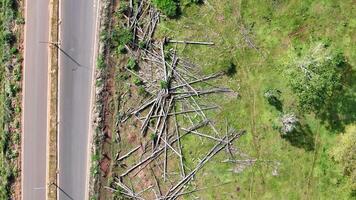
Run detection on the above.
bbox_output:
[46,0,59,199]
[21,0,28,199]
[85,0,101,199]
[87,0,112,198]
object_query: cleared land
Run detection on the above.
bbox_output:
[154,1,356,199]
[93,0,355,199]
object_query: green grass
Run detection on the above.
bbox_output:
[155,0,356,199]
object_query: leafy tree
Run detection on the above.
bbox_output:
[153,0,179,18]
[286,43,346,113]
[331,125,356,194]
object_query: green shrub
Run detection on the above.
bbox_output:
[90,152,100,175]
[150,133,158,141]
[138,86,148,96]
[6,83,19,97]
[221,60,236,76]
[100,31,110,44]
[2,31,15,45]
[16,16,25,25]
[160,80,169,89]
[117,44,126,54]
[14,66,21,81]
[15,106,21,114]
[152,0,179,18]
[331,125,356,193]
[117,28,132,46]
[183,0,203,4]
[10,47,18,54]
[111,27,132,54]
[96,55,105,69]
[133,77,143,86]
[264,88,282,111]
[191,0,203,3]
[95,79,103,87]
[138,40,147,49]
[117,73,129,81]
[126,58,139,71]
[116,2,129,15]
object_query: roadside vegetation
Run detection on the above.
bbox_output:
[88,1,112,199]
[92,0,355,199]
[0,0,24,199]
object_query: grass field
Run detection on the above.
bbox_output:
[153,0,356,199]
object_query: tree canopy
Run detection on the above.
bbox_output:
[286,43,346,113]
[331,125,356,194]
[152,0,179,18]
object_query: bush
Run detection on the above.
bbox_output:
[191,0,203,3]
[15,106,21,114]
[6,83,19,97]
[138,86,148,96]
[116,2,129,15]
[133,77,143,86]
[16,16,25,25]
[331,125,356,193]
[150,133,158,141]
[96,55,105,69]
[138,40,147,49]
[117,28,132,46]
[221,60,236,76]
[160,80,169,89]
[153,0,179,18]
[100,31,110,44]
[14,66,21,81]
[10,47,18,54]
[95,79,103,87]
[264,88,282,111]
[111,27,132,54]
[117,45,126,54]
[2,31,16,45]
[183,0,203,4]
[126,58,139,71]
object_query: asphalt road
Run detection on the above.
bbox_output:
[22,0,49,200]
[58,0,98,199]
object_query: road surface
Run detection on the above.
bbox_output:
[58,0,98,199]
[22,0,49,199]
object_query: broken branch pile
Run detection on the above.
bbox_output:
[108,1,249,199]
